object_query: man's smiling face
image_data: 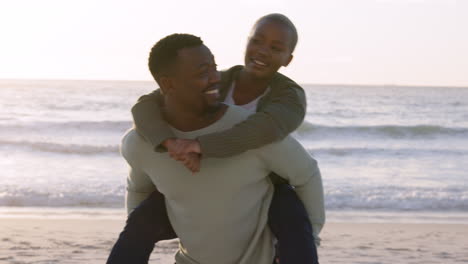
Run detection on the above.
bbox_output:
[168,44,221,114]
[244,19,294,80]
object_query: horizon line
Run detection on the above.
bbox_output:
[0,78,467,89]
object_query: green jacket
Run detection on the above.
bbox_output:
[131,65,307,158]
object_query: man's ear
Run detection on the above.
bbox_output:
[283,54,293,67]
[158,75,172,95]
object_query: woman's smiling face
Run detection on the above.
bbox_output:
[244,19,294,80]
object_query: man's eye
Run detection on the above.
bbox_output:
[272,46,282,52]
[198,70,209,77]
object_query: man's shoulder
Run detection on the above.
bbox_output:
[121,129,149,158]
[258,135,317,167]
[122,128,143,143]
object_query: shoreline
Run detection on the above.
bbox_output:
[1,206,468,224]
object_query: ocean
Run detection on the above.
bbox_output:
[1,79,467,223]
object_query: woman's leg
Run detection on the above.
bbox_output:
[107,190,177,264]
[268,183,319,264]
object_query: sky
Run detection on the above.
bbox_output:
[0,0,467,86]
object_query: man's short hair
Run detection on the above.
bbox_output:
[148,33,203,82]
[255,13,298,53]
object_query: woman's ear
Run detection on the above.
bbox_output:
[283,54,293,67]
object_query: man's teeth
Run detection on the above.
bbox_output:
[253,59,266,66]
[205,89,218,95]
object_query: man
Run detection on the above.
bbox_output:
[115,33,324,264]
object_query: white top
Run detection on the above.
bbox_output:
[223,82,271,114]
[224,82,299,138]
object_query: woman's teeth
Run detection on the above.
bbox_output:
[253,59,266,66]
[205,89,218,95]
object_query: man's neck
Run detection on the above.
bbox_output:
[162,102,228,132]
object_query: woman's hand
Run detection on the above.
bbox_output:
[179,152,201,173]
[164,138,200,155]
[163,138,202,173]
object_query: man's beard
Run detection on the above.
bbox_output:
[205,102,222,115]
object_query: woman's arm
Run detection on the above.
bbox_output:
[131,72,306,159]
[198,72,307,158]
[131,90,201,172]
[131,90,175,152]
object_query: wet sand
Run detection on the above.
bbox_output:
[1,218,467,264]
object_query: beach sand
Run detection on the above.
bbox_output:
[1,218,468,264]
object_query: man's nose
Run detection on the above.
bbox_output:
[209,70,221,84]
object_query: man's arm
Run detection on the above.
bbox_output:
[258,137,325,246]
[198,77,306,158]
[125,165,156,214]
[121,130,157,214]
